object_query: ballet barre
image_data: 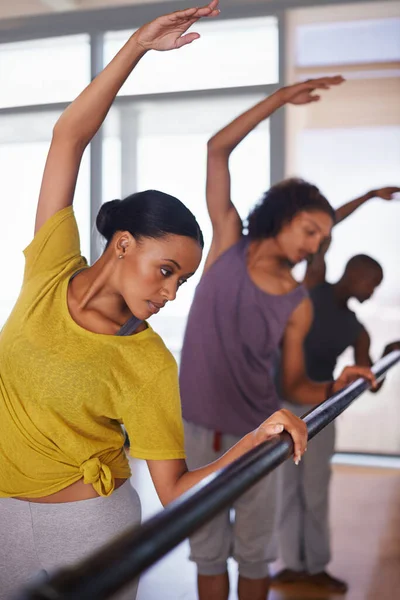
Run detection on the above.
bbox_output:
[16,350,400,600]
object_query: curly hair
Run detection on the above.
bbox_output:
[247,178,336,240]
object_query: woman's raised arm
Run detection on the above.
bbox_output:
[204,76,344,273]
[35,1,220,234]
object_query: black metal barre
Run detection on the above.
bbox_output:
[16,350,400,600]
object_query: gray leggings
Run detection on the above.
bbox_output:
[0,481,141,600]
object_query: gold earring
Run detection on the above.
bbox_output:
[118,254,124,259]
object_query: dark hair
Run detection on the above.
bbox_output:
[96,190,204,249]
[344,254,383,278]
[247,178,336,240]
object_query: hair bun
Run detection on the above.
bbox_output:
[96,199,121,240]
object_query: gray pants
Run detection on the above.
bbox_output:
[278,401,335,574]
[184,420,278,580]
[0,481,141,600]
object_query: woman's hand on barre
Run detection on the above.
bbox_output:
[252,409,308,465]
[135,0,220,52]
[148,409,307,505]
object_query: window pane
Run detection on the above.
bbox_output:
[296,18,400,66]
[297,126,400,301]
[0,112,90,327]
[296,125,400,455]
[103,108,122,203]
[0,35,90,108]
[104,17,278,95]
[135,95,269,352]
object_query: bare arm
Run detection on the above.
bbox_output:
[146,409,308,506]
[335,187,400,225]
[203,93,284,273]
[353,327,384,394]
[354,327,373,367]
[203,76,344,274]
[35,38,146,234]
[303,234,332,290]
[281,298,330,404]
[281,298,376,405]
[35,2,220,234]
[303,254,327,290]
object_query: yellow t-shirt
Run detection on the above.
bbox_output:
[0,207,185,499]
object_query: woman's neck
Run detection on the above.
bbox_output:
[70,255,131,328]
[247,238,292,274]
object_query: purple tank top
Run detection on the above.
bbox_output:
[179,237,307,436]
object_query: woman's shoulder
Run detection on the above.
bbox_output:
[200,236,247,287]
[129,325,177,373]
[111,326,178,403]
[23,206,83,285]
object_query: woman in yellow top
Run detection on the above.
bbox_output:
[0,3,311,599]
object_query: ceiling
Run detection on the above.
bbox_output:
[0,0,173,21]
[2,0,392,24]
[0,0,284,22]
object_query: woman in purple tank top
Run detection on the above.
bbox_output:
[179,79,377,600]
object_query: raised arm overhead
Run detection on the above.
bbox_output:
[35,1,220,235]
[203,76,344,273]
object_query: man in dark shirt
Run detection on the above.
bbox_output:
[272,186,400,594]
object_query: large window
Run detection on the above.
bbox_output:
[0,112,90,327]
[0,35,90,108]
[287,1,400,455]
[0,32,91,328]
[104,17,278,95]
[296,17,400,66]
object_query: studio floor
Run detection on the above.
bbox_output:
[130,460,400,600]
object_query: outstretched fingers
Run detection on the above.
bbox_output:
[137,1,220,52]
[172,1,220,23]
[175,32,201,48]
[308,75,344,86]
[300,76,345,94]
